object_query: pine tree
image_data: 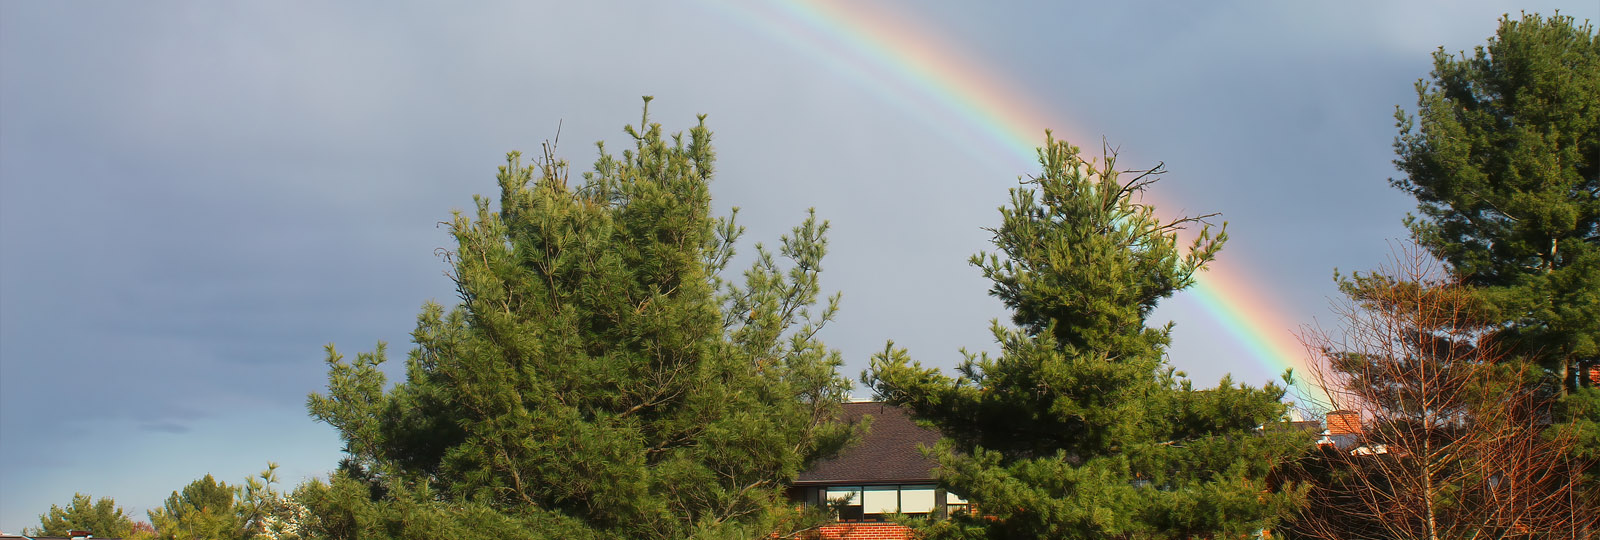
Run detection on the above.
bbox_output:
[25,494,137,538]
[1392,12,1598,397]
[126,467,293,540]
[306,99,852,539]
[865,136,1304,539]
[149,475,244,540]
[1390,13,1600,510]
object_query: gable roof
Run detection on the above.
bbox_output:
[796,402,942,485]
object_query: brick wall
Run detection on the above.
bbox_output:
[805,522,917,540]
[1326,410,1361,435]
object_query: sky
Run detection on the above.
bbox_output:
[1,0,1594,532]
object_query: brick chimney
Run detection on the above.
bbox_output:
[1326,410,1361,435]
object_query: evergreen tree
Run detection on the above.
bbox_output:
[147,469,292,540]
[1391,12,1598,397]
[1387,11,1600,527]
[25,494,137,538]
[865,136,1305,539]
[148,475,241,540]
[306,98,852,539]
[290,475,596,540]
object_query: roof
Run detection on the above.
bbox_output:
[1282,420,1324,432]
[796,402,942,485]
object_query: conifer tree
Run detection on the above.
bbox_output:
[1392,12,1598,398]
[306,99,852,539]
[1390,11,1600,498]
[25,494,137,538]
[865,136,1305,539]
[132,466,295,540]
[149,474,244,540]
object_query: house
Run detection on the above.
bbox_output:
[789,401,967,539]
[791,402,1330,539]
[1316,409,1364,452]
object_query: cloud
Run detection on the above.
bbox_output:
[139,421,192,434]
[3,0,1596,533]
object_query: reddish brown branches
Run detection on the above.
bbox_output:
[1292,245,1593,540]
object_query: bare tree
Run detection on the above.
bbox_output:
[1290,245,1594,540]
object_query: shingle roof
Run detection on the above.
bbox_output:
[796,402,942,485]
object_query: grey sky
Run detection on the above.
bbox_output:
[2,0,1593,531]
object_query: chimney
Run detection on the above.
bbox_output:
[1326,410,1361,435]
[68,531,92,540]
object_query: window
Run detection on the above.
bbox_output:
[824,487,862,505]
[945,491,969,516]
[817,484,943,520]
[861,486,899,514]
[822,487,864,521]
[899,485,937,514]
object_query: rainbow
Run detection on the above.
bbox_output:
[704,0,1312,394]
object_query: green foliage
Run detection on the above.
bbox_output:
[307,98,853,539]
[144,465,303,540]
[1392,12,1599,392]
[290,474,598,540]
[149,474,240,540]
[865,136,1306,539]
[23,470,290,540]
[1391,11,1600,506]
[25,494,137,538]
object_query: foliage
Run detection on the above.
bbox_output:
[1392,12,1599,395]
[306,98,853,539]
[1389,9,1600,516]
[240,464,304,540]
[144,465,300,540]
[149,474,240,540]
[289,474,598,540]
[1287,247,1593,539]
[25,493,137,538]
[864,136,1306,539]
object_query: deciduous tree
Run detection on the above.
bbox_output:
[1289,246,1593,539]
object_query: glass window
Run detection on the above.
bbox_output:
[825,487,861,505]
[824,487,865,521]
[862,486,899,514]
[946,491,970,516]
[899,486,937,514]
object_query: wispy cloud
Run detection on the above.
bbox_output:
[139,422,192,435]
